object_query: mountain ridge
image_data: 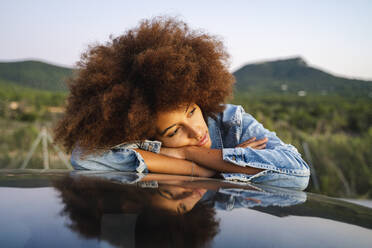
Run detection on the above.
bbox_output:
[235,56,372,81]
[1,58,371,97]
[233,56,372,97]
[0,60,73,91]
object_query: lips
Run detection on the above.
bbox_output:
[192,188,207,197]
[197,132,209,146]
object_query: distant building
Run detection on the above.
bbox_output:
[47,106,65,113]
[298,90,306,97]
[9,101,19,110]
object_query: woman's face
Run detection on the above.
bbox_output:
[150,185,207,214]
[155,103,212,148]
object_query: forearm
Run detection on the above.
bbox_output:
[184,146,263,174]
[134,149,215,177]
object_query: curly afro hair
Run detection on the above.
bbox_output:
[54,16,235,154]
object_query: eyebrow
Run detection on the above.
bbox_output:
[160,124,177,136]
[184,103,190,113]
[160,103,191,136]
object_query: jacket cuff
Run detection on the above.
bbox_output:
[133,150,148,173]
[70,146,149,173]
[222,147,271,169]
[222,147,310,176]
[222,147,247,166]
[139,140,162,153]
[113,140,162,153]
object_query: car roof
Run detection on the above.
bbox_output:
[1,170,372,248]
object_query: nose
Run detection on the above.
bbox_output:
[187,124,203,140]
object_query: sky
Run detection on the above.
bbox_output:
[0,0,371,80]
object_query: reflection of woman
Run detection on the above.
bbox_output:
[53,172,307,247]
[53,175,219,248]
[54,17,310,189]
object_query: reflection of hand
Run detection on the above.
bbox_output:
[159,147,186,160]
[236,137,268,149]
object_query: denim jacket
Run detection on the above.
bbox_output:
[71,104,310,190]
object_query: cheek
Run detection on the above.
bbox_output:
[197,112,208,127]
[161,133,190,148]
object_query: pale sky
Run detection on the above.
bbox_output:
[1,0,371,80]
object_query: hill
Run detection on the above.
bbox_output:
[0,60,73,91]
[1,58,372,98]
[233,57,372,98]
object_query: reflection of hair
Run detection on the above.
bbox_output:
[135,204,218,248]
[54,16,235,154]
[53,176,219,248]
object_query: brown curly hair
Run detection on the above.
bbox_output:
[54,16,235,154]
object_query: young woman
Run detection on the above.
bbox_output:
[54,17,310,189]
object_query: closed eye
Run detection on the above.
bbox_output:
[188,107,196,117]
[177,203,187,214]
[168,127,180,137]
[167,107,196,138]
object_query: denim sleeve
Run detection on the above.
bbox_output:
[221,106,310,189]
[70,140,162,173]
[214,187,307,210]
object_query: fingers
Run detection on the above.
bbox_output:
[253,137,268,146]
[237,137,268,149]
[237,137,255,145]
[241,137,267,145]
[255,143,266,149]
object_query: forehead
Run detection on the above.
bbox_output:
[156,105,188,123]
[155,103,191,128]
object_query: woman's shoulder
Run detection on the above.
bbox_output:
[208,103,256,131]
[216,103,251,127]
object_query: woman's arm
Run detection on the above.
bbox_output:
[133,149,215,177]
[183,146,264,175]
[158,136,268,174]
[183,135,309,178]
[70,145,214,177]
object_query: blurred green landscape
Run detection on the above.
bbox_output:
[0,58,371,198]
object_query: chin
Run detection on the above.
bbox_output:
[204,140,212,149]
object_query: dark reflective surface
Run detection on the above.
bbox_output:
[0,170,372,248]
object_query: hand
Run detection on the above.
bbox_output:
[236,137,268,149]
[159,147,186,160]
